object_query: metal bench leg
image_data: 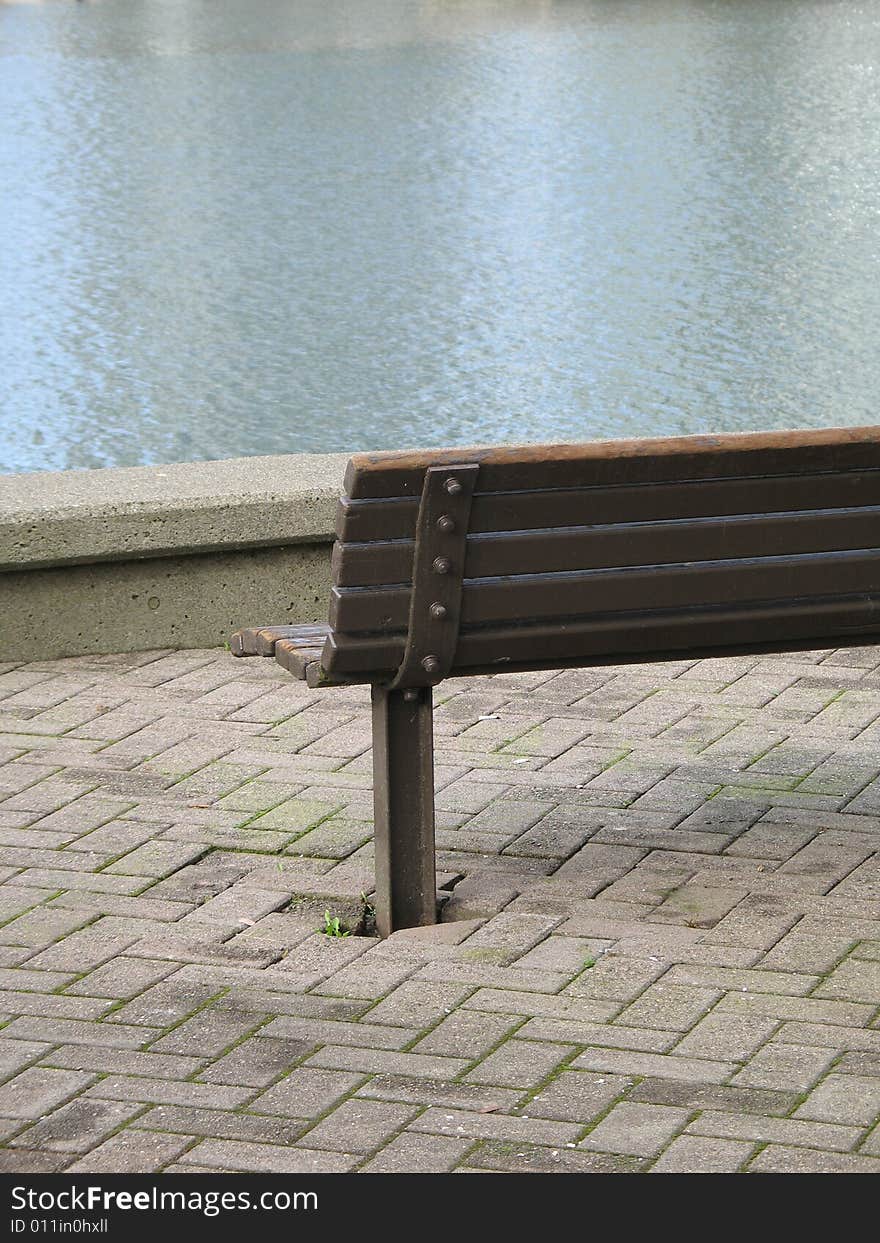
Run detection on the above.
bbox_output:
[371,684,437,936]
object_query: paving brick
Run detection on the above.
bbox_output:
[2,1016,157,1050]
[462,987,618,1024]
[10,1098,141,1154]
[730,1041,836,1092]
[413,1010,520,1059]
[409,1106,580,1147]
[813,957,880,1003]
[466,1039,575,1089]
[794,1074,880,1126]
[559,953,667,1002]
[305,1046,472,1080]
[109,979,223,1027]
[775,1021,880,1052]
[0,1149,71,1173]
[177,1138,357,1173]
[0,1038,53,1081]
[748,1144,880,1173]
[66,1131,194,1172]
[64,957,176,999]
[685,1110,862,1151]
[616,982,721,1032]
[136,1104,306,1145]
[360,1132,473,1172]
[151,1006,266,1057]
[198,1037,309,1087]
[580,1102,690,1157]
[650,1135,755,1172]
[715,991,875,1027]
[466,1139,644,1174]
[87,1077,254,1110]
[516,1017,675,1053]
[361,980,474,1029]
[42,1046,204,1081]
[300,1099,418,1153]
[0,1068,96,1119]
[527,1071,632,1123]
[571,1048,737,1083]
[672,1011,779,1061]
[249,1067,364,1118]
[628,1078,798,1116]
[354,1074,521,1113]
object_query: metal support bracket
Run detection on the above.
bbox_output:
[388,463,479,690]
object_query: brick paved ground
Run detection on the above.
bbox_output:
[1,644,880,1173]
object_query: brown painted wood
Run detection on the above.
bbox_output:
[329,547,880,633]
[336,468,880,543]
[333,505,880,587]
[272,635,327,679]
[316,593,880,681]
[344,425,880,499]
[231,623,329,658]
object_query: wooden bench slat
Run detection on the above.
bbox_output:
[333,504,880,587]
[337,468,880,543]
[344,426,880,499]
[329,547,880,633]
[273,636,326,679]
[231,624,329,658]
[319,592,880,680]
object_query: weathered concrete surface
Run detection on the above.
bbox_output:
[0,545,333,661]
[1,644,880,1173]
[0,454,347,660]
[0,453,347,568]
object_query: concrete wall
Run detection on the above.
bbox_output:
[0,453,350,661]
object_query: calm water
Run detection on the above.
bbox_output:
[2,0,880,474]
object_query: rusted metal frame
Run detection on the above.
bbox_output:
[313,592,880,683]
[333,504,880,587]
[371,683,437,935]
[386,463,479,690]
[336,469,880,542]
[344,424,880,498]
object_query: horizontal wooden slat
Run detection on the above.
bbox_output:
[318,593,880,682]
[329,548,880,633]
[273,637,326,679]
[344,426,880,499]
[231,624,329,658]
[333,505,880,587]
[336,468,880,543]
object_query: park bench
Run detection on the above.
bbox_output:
[232,425,880,935]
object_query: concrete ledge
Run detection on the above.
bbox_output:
[0,453,350,661]
[0,453,349,569]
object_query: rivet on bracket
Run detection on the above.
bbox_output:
[437,515,456,533]
[433,556,451,574]
[444,477,463,495]
[430,602,448,620]
[421,655,441,674]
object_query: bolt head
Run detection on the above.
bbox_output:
[432,556,451,574]
[437,514,456,533]
[444,477,463,495]
[421,655,441,674]
[430,602,448,620]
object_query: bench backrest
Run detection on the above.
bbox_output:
[321,426,880,685]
